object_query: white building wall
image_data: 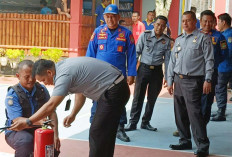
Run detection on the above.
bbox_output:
[142,0,156,21]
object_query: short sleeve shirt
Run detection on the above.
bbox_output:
[41,7,52,14]
[52,57,122,101]
[132,21,145,44]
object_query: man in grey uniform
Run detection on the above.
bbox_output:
[9,57,130,157]
[167,11,214,157]
[125,15,171,131]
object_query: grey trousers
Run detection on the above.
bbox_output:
[5,130,34,157]
[174,75,210,152]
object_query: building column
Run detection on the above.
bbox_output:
[168,0,181,38]
[69,0,83,57]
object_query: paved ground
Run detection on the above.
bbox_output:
[0,76,231,157]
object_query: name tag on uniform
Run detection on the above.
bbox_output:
[117,46,123,52]
[116,32,126,42]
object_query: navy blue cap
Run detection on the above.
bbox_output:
[103,4,119,15]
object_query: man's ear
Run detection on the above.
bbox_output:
[16,73,20,79]
[47,69,53,77]
[222,20,226,26]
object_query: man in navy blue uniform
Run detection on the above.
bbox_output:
[200,10,227,124]
[4,60,60,157]
[95,0,111,27]
[211,13,232,121]
[86,4,137,142]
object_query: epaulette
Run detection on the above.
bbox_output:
[200,30,207,34]
[144,30,152,33]
[178,33,183,37]
[163,34,171,39]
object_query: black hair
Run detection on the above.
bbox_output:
[147,11,153,15]
[191,7,197,13]
[183,11,196,20]
[218,13,231,26]
[32,59,55,77]
[40,0,47,6]
[154,15,168,24]
[119,20,125,25]
[200,10,215,20]
[132,11,140,16]
[17,60,34,73]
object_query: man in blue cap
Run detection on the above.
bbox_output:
[86,4,137,142]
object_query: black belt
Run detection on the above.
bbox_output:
[141,63,162,70]
[175,73,204,79]
[108,74,124,90]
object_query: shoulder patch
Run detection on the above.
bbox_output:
[7,98,13,106]
[90,33,95,41]
[220,40,227,50]
[178,33,183,37]
[163,34,170,39]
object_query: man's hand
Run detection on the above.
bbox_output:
[33,118,49,126]
[127,76,135,85]
[65,13,71,18]
[163,80,167,88]
[54,136,61,151]
[167,85,174,95]
[63,115,76,128]
[10,117,28,131]
[203,81,211,94]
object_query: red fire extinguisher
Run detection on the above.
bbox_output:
[34,124,54,157]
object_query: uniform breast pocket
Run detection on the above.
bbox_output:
[116,41,126,54]
[145,41,154,53]
[98,40,107,52]
[158,44,168,51]
[189,44,202,57]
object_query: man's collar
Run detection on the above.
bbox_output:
[101,3,106,8]
[183,28,198,37]
[18,83,36,95]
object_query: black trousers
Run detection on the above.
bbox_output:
[201,69,218,123]
[89,79,130,157]
[174,75,209,152]
[129,63,163,125]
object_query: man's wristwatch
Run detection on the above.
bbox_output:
[26,118,32,126]
[206,79,211,83]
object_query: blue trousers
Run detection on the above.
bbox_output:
[215,72,232,110]
[90,101,128,125]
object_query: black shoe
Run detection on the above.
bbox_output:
[194,150,209,157]
[141,123,157,131]
[169,143,192,150]
[124,123,137,131]
[116,129,130,142]
[230,97,232,101]
[210,112,217,117]
[210,115,226,121]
